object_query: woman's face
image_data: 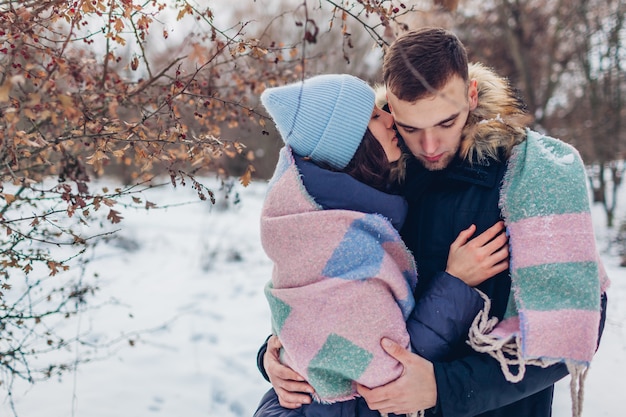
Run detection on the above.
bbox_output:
[368,107,402,162]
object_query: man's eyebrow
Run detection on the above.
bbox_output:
[395,112,460,130]
[394,120,420,130]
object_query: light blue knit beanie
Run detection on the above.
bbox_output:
[261,74,376,170]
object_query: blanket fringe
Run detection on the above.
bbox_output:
[467,290,556,382]
[467,290,552,382]
[568,361,589,417]
[468,290,590,417]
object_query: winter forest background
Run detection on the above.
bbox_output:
[0,1,625,417]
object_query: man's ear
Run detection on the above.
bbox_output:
[468,79,478,110]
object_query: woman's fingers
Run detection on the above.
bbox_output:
[450,224,477,250]
[264,335,313,408]
[446,221,510,286]
[472,220,505,247]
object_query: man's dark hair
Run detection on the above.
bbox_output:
[383,27,469,102]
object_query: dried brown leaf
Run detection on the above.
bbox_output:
[107,209,123,224]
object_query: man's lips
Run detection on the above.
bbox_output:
[423,154,443,162]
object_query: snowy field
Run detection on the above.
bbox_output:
[0,174,624,417]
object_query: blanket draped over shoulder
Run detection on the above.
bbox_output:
[261,146,417,404]
[469,129,610,417]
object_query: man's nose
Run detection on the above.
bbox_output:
[421,130,438,154]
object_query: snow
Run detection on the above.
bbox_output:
[0,174,624,417]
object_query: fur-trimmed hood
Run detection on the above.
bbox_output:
[375,62,532,164]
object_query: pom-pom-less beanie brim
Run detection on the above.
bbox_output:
[261,74,376,170]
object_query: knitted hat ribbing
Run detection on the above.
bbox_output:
[261,74,376,170]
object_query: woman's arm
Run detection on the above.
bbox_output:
[257,221,510,405]
[406,221,509,361]
[406,271,484,361]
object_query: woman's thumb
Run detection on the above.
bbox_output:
[381,338,408,362]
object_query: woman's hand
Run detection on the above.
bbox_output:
[445,221,509,286]
[356,338,436,414]
[263,335,314,409]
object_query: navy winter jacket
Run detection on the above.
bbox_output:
[254,155,485,417]
[401,155,608,417]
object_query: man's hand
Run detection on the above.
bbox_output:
[356,338,437,414]
[264,335,314,409]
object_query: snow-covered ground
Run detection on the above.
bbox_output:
[0,175,623,417]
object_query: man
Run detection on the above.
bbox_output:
[257,27,608,417]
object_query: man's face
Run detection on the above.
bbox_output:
[387,75,478,171]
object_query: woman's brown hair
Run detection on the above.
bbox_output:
[342,129,406,192]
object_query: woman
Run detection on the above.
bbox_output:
[255,74,508,417]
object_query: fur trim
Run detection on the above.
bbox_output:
[461,63,532,163]
[374,83,388,109]
[375,63,532,164]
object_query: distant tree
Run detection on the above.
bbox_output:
[454,0,626,228]
[559,0,625,228]
[537,0,625,228]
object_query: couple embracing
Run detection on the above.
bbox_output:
[254,27,608,417]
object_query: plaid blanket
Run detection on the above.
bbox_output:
[261,146,417,403]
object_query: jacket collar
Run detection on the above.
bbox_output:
[402,154,501,202]
[444,156,501,188]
